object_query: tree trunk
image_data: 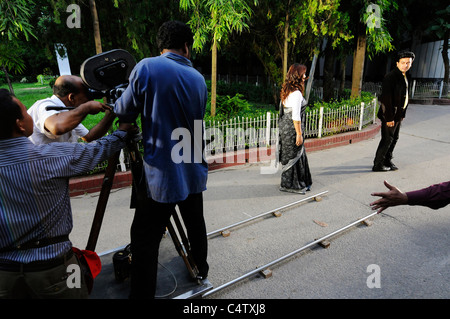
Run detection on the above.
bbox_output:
[305,52,318,102]
[2,66,14,94]
[211,36,217,117]
[89,0,103,54]
[338,57,346,98]
[442,30,449,95]
[351,32,367,98]
[283,12,289,81]
[323,40,335,102]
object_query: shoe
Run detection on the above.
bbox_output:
[387,162,398,171]
[372,165,391,172]
[279,187,306,194]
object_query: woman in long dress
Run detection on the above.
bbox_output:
[278,64,312,194]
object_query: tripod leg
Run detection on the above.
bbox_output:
[172,211,199,276]
[166,218,198,278]
[86,138,142,251]
[86,151,120,251]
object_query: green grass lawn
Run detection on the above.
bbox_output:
[2,81,277,131]
[1,82,106,130]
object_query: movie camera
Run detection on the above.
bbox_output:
[45,49,136,111]
[80,49,136,104]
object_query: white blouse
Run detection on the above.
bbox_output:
[283,90,304,121]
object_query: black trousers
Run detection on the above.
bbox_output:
[374,120,401,167]
[129,192,208,299]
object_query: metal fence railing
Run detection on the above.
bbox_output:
[411,80,450,99]
[204,97,379,156]
[311,81,450,100]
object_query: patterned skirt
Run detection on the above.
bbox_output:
[278,112,312,191]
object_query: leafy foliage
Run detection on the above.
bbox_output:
[309,89,375,111]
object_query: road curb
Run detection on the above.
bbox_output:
[69,121,380,197]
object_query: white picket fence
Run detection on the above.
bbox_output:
[205,97,378,153]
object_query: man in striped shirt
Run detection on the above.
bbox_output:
[0,89,133,298]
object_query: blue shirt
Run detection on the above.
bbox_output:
[0,131,127,263]
[115,52,208,203]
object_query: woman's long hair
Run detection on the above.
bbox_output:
[280,64,308,102]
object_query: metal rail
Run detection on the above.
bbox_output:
[202,210,379,298]
[207,190,329,237]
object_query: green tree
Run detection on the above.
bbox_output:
[180,0,257,117]
[302,0,352,102]
[113,0,183,60]
[248,0,352,103]
[0,0,36,93]
[348,0,397,98]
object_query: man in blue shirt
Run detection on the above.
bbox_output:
[115,20,209,299]
[0,89,134,298]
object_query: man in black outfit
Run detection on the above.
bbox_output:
[373,50,415,172]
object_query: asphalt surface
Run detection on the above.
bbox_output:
[70,103,450,299]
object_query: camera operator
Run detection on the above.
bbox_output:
[28,75,115,145]
[0,89,136,299]
[114,20,209,299]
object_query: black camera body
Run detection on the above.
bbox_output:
[80,49,136,103]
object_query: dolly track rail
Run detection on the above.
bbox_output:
[207,190,329,238]
[202,211,379,298]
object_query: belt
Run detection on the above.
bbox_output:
[0,250,74,272]
[0,235,70,253]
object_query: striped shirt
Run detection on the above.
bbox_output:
[0,131,127,263]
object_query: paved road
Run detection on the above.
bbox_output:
[70,103,450,299]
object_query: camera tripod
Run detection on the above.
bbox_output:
[84,128,200,280]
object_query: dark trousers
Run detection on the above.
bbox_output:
[0,253,88,299]
[374,121,401,167]
[129,192,208,299]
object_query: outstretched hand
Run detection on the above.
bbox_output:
[370,180,408,213]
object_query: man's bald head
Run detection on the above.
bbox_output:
[52,75,91,107]
[53,75,87,98]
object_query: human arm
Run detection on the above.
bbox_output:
[370,180,450,213]
[290,91,304,146]
[379,73,396,123]
[293,121,303,146]
[44,101,111,137]
[370,180,408,213]
[81,109,116,142]
[406,181,450,210]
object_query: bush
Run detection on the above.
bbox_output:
[308,89,376,112]
[206,80,275,105]
[204,93,276,123]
